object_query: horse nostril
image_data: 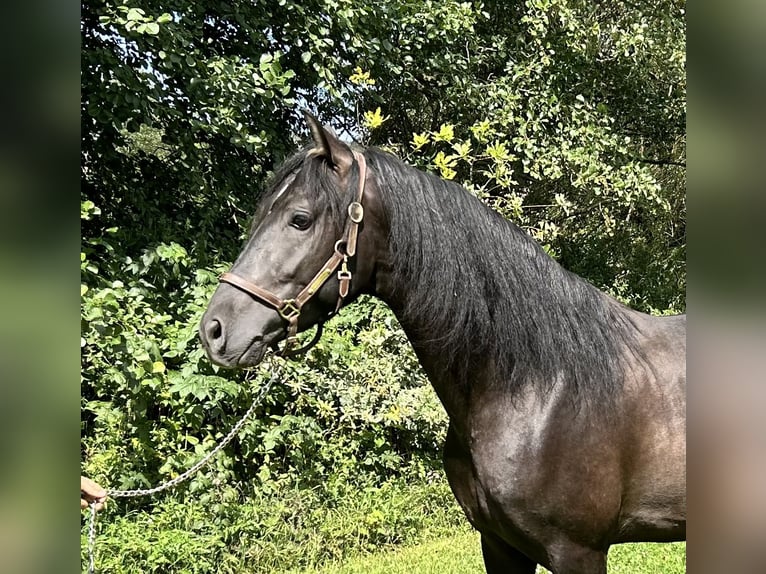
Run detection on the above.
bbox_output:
[202,318,227,356]
[207,319,223,339]
[207,318,223,340]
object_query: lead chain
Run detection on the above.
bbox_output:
[85,364,279,573]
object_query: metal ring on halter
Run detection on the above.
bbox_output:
[334,239,348,257]
[279,321,325,357]
[348,201,364,223]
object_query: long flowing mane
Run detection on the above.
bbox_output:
[365,148,638,407]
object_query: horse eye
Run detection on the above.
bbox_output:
[290,212,312,230]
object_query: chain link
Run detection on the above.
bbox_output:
[85,362,280,573]
[88,503,97,574]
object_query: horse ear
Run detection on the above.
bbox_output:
[303,110,354,175]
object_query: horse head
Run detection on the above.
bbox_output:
[199,113,381,368]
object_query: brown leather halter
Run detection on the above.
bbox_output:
[219,151,367,357]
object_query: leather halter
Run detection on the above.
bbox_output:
[219,151,367,356]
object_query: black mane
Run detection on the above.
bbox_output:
[365,148,637,407]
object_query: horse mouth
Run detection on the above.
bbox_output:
[237,338,269,367]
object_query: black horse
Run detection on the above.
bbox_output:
[200,114,686,573]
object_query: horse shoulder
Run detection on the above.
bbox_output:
[465,383,625,549]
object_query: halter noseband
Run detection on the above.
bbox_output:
[219,151,367,357]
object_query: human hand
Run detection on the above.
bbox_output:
[81,476,107,511]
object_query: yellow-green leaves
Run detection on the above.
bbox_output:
[470,120,491,143]
[433,151,458,180]
[411,131,430,150]
[81,200,101,220]
[363,107,388,130]
[350,67,376,86]
[408,125,468,181]
[433,123,455,143]
[107,6,171,36]
[451,141,472,159]
[485,141,512,161]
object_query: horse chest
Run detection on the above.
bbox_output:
[443,409,552,533]
[443,392,627,552]
[443,421,556,564]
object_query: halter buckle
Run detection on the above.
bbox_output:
[278,300,300,321]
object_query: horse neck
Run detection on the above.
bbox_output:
[362,164,510,420]
[363,153,635,424]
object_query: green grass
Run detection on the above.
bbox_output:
[606,542,686,574]
[296,532,686,574]
[292,531,483,574]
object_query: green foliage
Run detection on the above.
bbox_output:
[82,476,466,573]
[360,0,686,312]
[82,0,685,571]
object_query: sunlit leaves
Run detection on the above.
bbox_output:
[81,200,101,220]
[363,107,388,130]
[107,6,171,35]
[469,120,492,144]
[485,141,512,161]
[411,131,430,150]
[433,123,455,143]
[433,151,458,180]
[451,141,472,159]
[350,67,376,86]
